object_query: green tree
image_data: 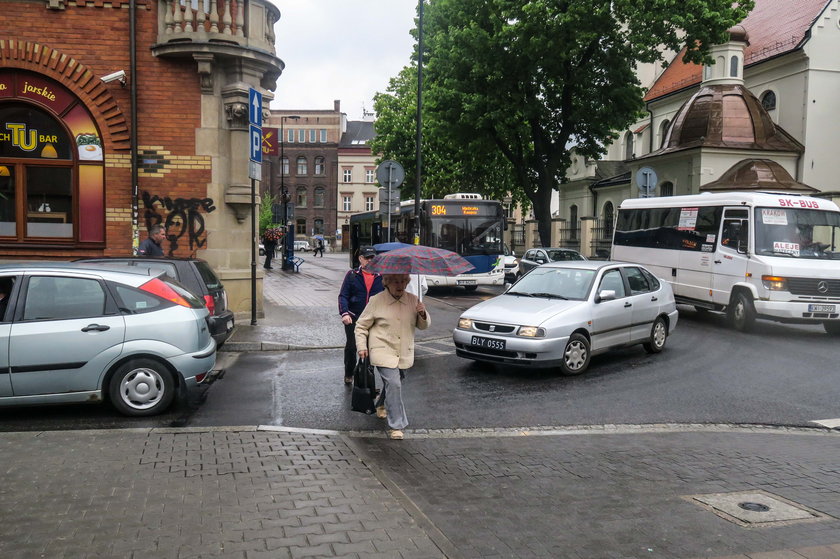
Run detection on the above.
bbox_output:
[417,0,753,246]
[259,191,277,237]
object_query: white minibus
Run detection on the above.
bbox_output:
[612,191,840,334]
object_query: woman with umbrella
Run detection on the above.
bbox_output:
[354,274,430,440]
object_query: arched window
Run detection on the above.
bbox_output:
[281,156,289,175]
[603,201,614,238]
[730,55,739,77]
[624,132,634,160]
[296,186,307,207]
[659,119,671,148]
[569,204,578,240]
[0,103,81,240]
[314,186,325,208]
[760,90,777,111]
[314,156,325,175]
[296,156,307,175]
[660,182,674,197]
[313,218,324,235]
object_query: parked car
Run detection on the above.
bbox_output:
[0,263,218,416]
[294,240,311,252]
[76,257,234,346]
[517,247,586,278]
[453,261,678,375]
[503,244,519,283]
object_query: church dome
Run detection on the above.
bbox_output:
[700,158,817,193]
[657,83,802,154]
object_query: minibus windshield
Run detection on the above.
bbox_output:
[754,207,840,259]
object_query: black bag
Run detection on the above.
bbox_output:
[351,357,377,414]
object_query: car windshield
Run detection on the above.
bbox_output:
[754,207,840,259]
[508,267,595,300]
[546,249,584,262]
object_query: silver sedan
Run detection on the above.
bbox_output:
[453,261,678,375]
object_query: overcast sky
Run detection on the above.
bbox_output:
[269,0,418,120]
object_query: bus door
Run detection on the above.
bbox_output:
[712,208,750,306]
[675,206,721,302]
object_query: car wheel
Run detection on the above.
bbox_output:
[643,317,668,354]
[109,359,175,416]
[560,333,590,375]
[464,285,478,292]
[824,321,840,336]
[727,291,756,332]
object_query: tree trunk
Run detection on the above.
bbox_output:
[532,183,554,248]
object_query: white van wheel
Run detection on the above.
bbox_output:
[728,292,756,332]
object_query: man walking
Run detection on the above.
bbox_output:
[138,224,166,257]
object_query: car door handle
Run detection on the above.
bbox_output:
[81,324,110,332]
[624,302,632,308]
[714,260,722,264]
[650,296,658,301]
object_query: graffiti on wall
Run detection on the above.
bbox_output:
[142,191,216,255]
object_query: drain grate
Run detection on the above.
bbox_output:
[684,490,832,527]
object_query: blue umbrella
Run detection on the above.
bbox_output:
[373,242,413,253]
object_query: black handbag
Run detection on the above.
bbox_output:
[350,356,377,414]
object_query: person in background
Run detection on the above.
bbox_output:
[138,224,166,257]
[355,273,430,440]
[314,237,325,257]
[338,246,384,384]
[262,229,279,270]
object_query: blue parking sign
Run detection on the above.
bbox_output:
[249,124,262,163]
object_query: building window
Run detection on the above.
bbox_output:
[624,131,634,161]
[314,186,325,208]
[343,195,352,211]
[365,169,375,183]
[660,182,674,197]
[296,186,307,207]
[761,90,777,111]
[296,156,307,175]
[365,196,374,211]
[313,218,324,235]
[343,168,352,183]
[287,128,294,143]
[296,218,306,234]
[320,129,327,142]
[659,119,670,148]
[314,156,325,175]
[297,129,305,143]
[730,55,739,77]
[603,201,614,238]
[569,205,578,240]
[309,129,316,143]
[281,156,289,175]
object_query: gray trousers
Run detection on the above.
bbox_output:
[374,366,408,430]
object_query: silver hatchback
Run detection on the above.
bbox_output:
[0,263,217,416]
[453,261,678,375]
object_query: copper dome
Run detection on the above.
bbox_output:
[700,159,817,193]
[655,84,803,155]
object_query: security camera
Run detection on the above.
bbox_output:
[101,70,126,86]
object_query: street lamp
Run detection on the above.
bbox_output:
[280,114,300,271]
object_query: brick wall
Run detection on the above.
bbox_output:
[0,1,212,259]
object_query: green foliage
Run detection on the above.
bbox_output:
[259,191,277,236]
[373,0,752,245]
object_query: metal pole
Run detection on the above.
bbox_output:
[387,164,393,242]
[250,175,257,325]
[280,117,287,270]
[414,0,424,245]
[129,0,139,254]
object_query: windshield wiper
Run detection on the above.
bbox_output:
[759,250,795,257]
[511,292,568,300]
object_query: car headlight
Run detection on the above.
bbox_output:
[458,318,473,329]
[761,275,787,291]
[517,326,545,337]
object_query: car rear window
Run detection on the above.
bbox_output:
[195,261,222,290]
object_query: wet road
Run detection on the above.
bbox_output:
[4,302,839,432]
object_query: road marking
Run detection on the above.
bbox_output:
[811,418,840,429]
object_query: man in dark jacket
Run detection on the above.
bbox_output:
[338,246,384,384]
[138,224,166,257]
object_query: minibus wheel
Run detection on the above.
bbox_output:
[728,291,756,332]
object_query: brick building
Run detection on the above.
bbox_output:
[0,0,285,317]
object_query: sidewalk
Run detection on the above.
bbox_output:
[221,251,465,351]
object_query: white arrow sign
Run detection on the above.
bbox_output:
[248,88,262,127]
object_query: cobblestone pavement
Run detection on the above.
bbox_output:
[2,425,840,558]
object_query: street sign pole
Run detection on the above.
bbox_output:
[248,88,263,325]
[387,165,393,242]
[376,160,405,245]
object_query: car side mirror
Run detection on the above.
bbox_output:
[536,258,546,264]
[596,289,616,303]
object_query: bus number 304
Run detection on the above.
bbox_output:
[431,205,447,216]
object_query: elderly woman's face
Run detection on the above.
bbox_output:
[384,274,410,297]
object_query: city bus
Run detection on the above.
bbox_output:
[349,194,506,290]
[612,191,840,334]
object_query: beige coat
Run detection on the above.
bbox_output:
[354,290,430,369]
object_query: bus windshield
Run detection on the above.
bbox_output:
[754,207,840,259]
[428,217,503,256]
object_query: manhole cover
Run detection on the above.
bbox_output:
[684,490,831,527]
